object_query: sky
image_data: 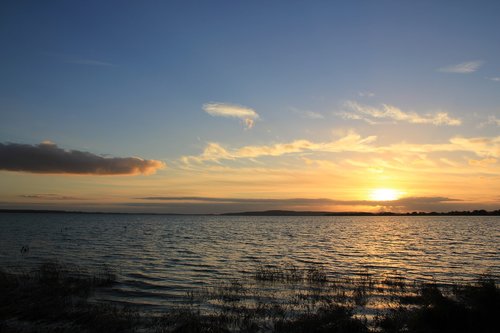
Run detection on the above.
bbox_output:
[1,0,499,213]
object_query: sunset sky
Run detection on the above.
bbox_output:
[1,1,499,213]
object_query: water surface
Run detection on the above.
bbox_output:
[1,213,498,309]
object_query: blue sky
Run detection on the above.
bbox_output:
[1,1,499,213]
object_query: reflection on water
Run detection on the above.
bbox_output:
[0,213,498,309]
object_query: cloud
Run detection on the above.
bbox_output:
[438,60,483,73]
[181,131,377,164]
[382,136,500,158]
[339,101,462,126]
[20,194,84,200]
[138,196,458,206]
[291,108,324,119]
[0,142,165,175]
[358,91,375,97]
[448,136,500,158]
[468,158,497,167]
[181,132,500,165]
[3,195,494,214]
[487,77,500,82]
[133,196,463,213]
[300,111,324,119]
[478,115,500,127]
[138,196,337,204]
[203,102,260,129]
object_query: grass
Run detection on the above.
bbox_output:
[376,276,500,333]
[0,262,498,332]
[0,261,138,333]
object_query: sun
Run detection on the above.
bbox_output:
[370,188,400,201]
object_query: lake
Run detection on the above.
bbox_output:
[0,213,498,310]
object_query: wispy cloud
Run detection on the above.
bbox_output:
[181,131,376,164]
[20,194,84,200]
[291,108,324,119]
[339,101,462,126]
[358,91,375,97]
[203,102,260,129]
[487,77,500,81]
[438,60,483,73]
[478,115,500,127]
[0,142,165,175]
[181,133,500,165]
[382,136,500,158]
[468,157,497,167]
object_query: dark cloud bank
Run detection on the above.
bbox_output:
[131,196,471,214]
[3,196,495,214]
[20,194,83,200]
[0,142,164,175]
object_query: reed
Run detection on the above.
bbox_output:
[0,261,133,333]
[0,262,498,332]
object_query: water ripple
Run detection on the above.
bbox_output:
[1,213,498,309]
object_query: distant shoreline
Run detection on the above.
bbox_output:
[1,208,499,216]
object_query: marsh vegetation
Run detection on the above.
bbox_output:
[0,262,498,332]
